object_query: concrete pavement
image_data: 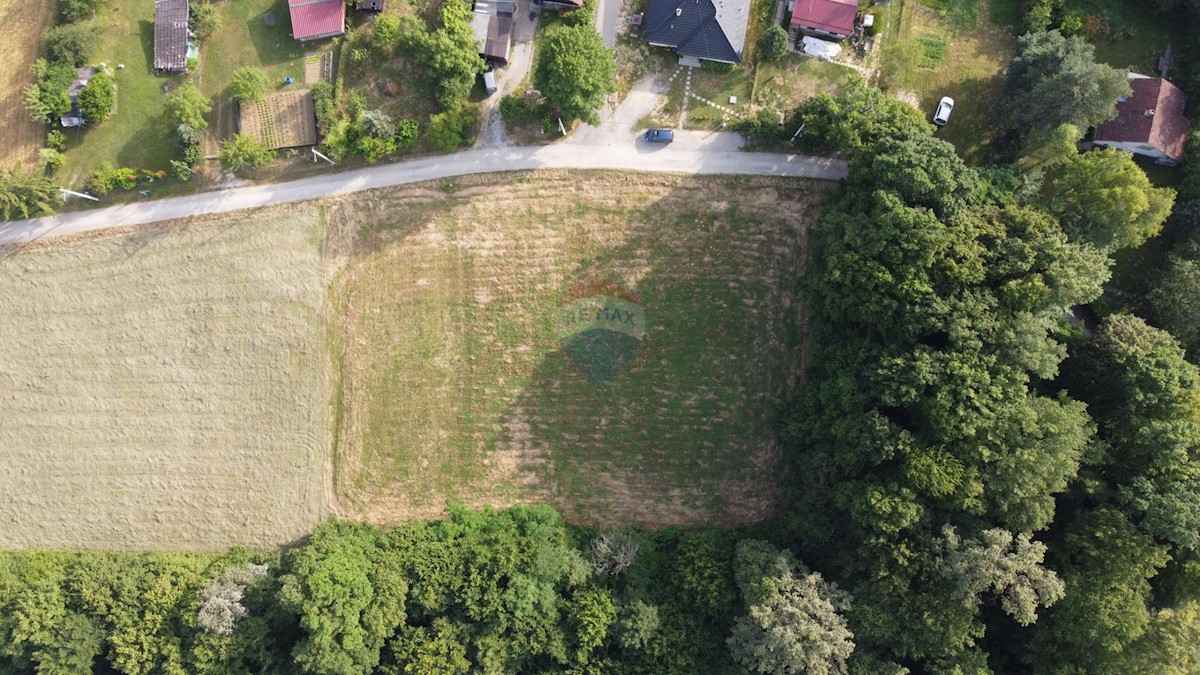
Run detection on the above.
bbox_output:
[1,145,847,245]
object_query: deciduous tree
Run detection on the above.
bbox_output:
[533,23,616,126]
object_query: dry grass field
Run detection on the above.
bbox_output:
[0,210,328,551]
[239,90,318,149]
[0,0,53,169]
[330,172,826,529]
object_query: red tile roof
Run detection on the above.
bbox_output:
[289,0,345,41]
[1094,76,1190,163]
[790,0,856,36]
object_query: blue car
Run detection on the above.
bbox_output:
[645,129,674,143]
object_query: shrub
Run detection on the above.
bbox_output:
[165,83,212,129]
[39,148,66,174]
[43,24,98,66]
[361,109,396,138]
[78,72,115,123]
[395,119,419,150]
[190,2,221,38]
[373,13,401,50]
[500,95,543,123]
[46,130,66,150]
[230,67,271,103]
[219,133,275,172]
[86,163,139,195]
[426,108,477,151]
[58,0,103,24]
[357,134,397,163]
[756,25,788,61]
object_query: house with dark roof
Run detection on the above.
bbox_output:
[643,0,749,64]
[288,0,346,41]
[790,0,856,40]
[153,0,190,73]
[1094,74,1190,166]
[472,0,514,65]
[60,67,96,128]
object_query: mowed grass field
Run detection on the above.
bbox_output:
[0,210,327,551]
[0,0,53,169]
[330,172,826,528]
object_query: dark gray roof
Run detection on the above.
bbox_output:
[154,0,189,72]
[643,0,747,63]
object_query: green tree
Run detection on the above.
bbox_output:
[756,25,788,61]
[1146,253,1200,358]
[0,165,58,220]
[728,542,854,675]
[190,2,221,39]
[788,81,930,155]
[42,24,98,66]
[218,133,275,172]
[230,67,271,103]
[938,527,1064,625]
[533,23,616,126]
[372,13,401,50]
[401,0,483,111]
[58,0,103,23]
[24,59,76,123]
[997,30,1130,137]
[78,72,115,123]
[1017,122,1080,172]
[1043,148,1175,251]
[165,82,212,130]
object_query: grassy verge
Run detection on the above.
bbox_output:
[330,171,830,528]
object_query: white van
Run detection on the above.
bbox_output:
[482,71,498,96]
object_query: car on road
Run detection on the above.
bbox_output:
[933,96,954,126]
[645,129,674,143]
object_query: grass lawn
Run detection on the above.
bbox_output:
[881,0,1014,164]
[61,0,187,186]
[201,0,314,147]
[330,171,829,528]
[1061,0,1188,73]
[753,54,858,113]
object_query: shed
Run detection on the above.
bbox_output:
[153,0,190,73]
[472,0,514,65]
[60,67,96,128]
[790,0,855,39]
[358,0,383,10]
[289,0,346,41]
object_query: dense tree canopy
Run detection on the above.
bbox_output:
[400,0,484,111]
[533,23,616,126]
[230,67,271,103]
[1043,148,1175,251]
[78,71,115,123]
[997,30,1129,137]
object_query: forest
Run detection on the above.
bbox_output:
[7,3,1200,674]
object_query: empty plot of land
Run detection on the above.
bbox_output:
[239,90,318,149]
[0,211,327,551]
[330,172,826,528]
[0,0,53,169]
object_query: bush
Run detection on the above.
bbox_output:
[86,162,139,196]
[78,72,115,123]
[373,13,401,50]
[230,67,271,103]
[218,133,275,172]
[39,148,66,174]
[395,119,419,150]
[58,0,103,23]
[426,108,477,151]
[357,134,397,163]
[361,109,396,138]
[165,83,212,129]
[46,130,66,150]
[43,24,98,66]
[756,25,788,61]
[190,2,221,38]
[500,95,544,123]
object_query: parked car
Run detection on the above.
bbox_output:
[933,96,954,126]
[481,71,497,96]
[645,129,674,143]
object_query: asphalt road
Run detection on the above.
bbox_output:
[0,145,847,245]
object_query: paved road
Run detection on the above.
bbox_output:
[0,145,847,245]
[595,0,619,47]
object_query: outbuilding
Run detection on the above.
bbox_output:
[153,0,190,73]
[1093,74,1191,166]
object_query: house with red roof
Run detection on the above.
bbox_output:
[289,0,346,41]
[790,0,856,40]
[1093,74,1190,166]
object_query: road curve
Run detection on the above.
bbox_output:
[1,144,847,245]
